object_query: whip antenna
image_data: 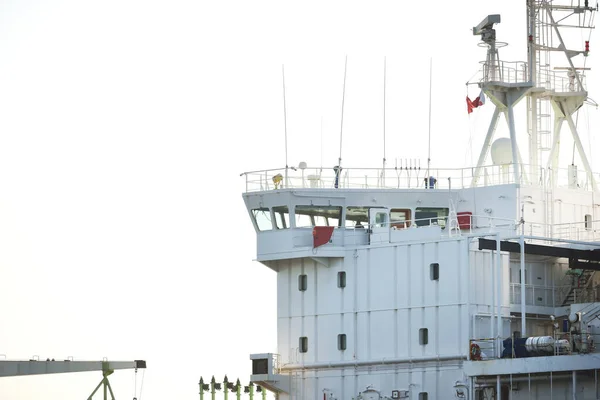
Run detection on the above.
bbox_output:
[335,56,347,189]
[383,56,387,171]
[338,56,347,169]
[427,58,433,178]
[320,117,324,170]
[282,65,289,186]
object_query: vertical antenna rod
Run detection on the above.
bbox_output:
[383,57,387,171]
[320,117,324,170]
[282,65,289,186]
[427,58,433,178]
[338,56,348,170]
[335,56,347,189]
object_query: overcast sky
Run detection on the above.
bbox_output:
[0,1,597,399]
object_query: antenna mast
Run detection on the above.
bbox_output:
[338,56,347,170]
[282,65,289,187]
[427,58,432,178]
[383,57,387,172]
[335,56,347,189]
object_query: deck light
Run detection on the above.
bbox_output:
[272,174,283,189]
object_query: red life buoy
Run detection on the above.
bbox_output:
[470,343,482,361]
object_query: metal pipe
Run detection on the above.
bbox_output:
[496,234,503,358]
[211,376,216,400]
[279,354,465,371]
[466,237,471,361]
[491,237,496,347]
[572,370,576,400]
[520,232,526,335]
[507,100,521,184]
[496,375,500,400]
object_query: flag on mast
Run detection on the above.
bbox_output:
[466,90,485,114]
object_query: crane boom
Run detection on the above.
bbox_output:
[0,359,146,377]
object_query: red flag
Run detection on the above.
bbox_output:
[466,95,483,114]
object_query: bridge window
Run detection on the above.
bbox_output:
[273,206,290,229]
[415,207,449,227]
[294,206,342,228]
[391,208,411,229]
[345,207,369,228]
[419,393,428,400]
[252,208,273,231]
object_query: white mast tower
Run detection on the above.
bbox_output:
[471,1,597,191]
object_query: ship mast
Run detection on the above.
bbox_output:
[529,0,597,190]
[471,1,598,191]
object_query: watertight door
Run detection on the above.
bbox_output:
[369,208,389,244]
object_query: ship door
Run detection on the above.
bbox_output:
[369,208,389,244]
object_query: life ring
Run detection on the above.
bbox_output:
[470,343,482,361]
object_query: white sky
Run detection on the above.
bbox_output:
[0,1,597,399]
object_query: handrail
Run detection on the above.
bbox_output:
[241,163,600,193]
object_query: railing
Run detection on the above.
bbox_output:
[241,164,600,193]
[538,69,587,93]
[474,59,587,93]
[522,220,600,243]
[480,60,529,85]
[509,283,568,307]
[510,284,599,307]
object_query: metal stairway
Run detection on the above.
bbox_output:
[561,268,596,306]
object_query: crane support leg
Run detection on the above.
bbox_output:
[87,369,116,400]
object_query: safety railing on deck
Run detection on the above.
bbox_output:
[475,59,587,93]
[241,164,600,193]
[511,283,599,308]
[522,220,600,243]
[509,283,569,307]
[282,213,600,247]
[480,60,529,84]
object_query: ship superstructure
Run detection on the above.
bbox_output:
[240,2,600,399]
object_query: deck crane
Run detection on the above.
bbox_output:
[0,358,146,399]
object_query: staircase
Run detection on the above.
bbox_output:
[560,269,596,306]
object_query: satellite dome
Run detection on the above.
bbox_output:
[490,138,513,165]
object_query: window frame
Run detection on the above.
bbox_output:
[419,328,429,345]
[430,263,439,281]
[299,336,308,353]
[390,208,412,229]
[337,334,347,351]
[298,274,307,291]
[251,207,273,231]
[337,271,346,288]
